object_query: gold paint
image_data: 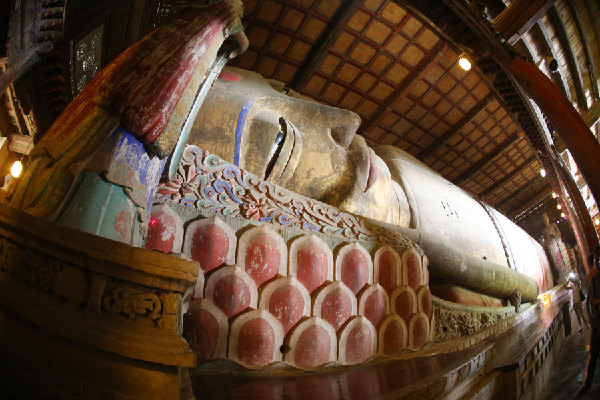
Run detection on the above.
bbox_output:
[189,67,406,224]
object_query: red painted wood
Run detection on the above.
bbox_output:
[341,249,369,295]
[268,285,305,334]
[212,275,251,318]
[382,320,406,355]
[184,308,220,361]
[244,233,281,286]
[237,318,276,367]
[363,289,387,328]
[394,290,415,322]
[293,324,332,368]
[296,246,328,293]
[378,250,398,294]
[113,210,132,242]
[96,3,235,144]
[146,211,176,253]
[419,287,432,318]
[406,253,421,292]
[344,323,373,364]
[190,224,230,273]
[320,287,353,331]
[410,315,429,350]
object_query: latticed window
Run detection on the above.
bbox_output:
[69,25,104,97]
[154,3,175,26]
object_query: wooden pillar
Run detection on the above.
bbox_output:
[508,58,600,244]
[553,160,597,272]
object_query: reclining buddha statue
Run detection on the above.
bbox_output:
[186,66,550,306]
[8,0,550,311]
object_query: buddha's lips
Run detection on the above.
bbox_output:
[364,149,379,193]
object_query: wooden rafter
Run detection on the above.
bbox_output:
[289,0,363,91]
[505,184,552,218]
[360,41,445,135]
[492,0,556,44]
[566,0,599,100]
[418,92,495,160]
[453,134,520,185]
[532,22,572,102]
[583,0,600,135]
[546,6,588,111]
[583,100,600,128]
[494,174,547,210]
[581,0,600,78]
[479,155,537,197]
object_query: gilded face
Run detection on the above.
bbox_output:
[189,67,405,224]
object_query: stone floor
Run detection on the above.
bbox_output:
[539,319,600,400]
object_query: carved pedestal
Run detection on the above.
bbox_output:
[0,206,199,399]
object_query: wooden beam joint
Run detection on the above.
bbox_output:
[290,0,364,91]
[418,91,494,160]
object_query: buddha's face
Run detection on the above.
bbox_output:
[189,67,406,225]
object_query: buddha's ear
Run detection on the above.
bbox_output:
[242,110,279,172]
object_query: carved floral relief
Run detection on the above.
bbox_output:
[156,145,416,248]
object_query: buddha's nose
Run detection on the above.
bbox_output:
[329,108,360,148]
[298,101,360,148]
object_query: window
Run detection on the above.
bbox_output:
[70,25,104,97]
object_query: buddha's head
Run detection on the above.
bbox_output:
[189,67,408,225]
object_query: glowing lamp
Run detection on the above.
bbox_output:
[540,168,546,177]
[10,161,22,178]
[458,56,472,71]
[560,212,565,218]
[552,192,557,198]
[595,218,600,226]
[537,293,552,308]
[556,204,561,210]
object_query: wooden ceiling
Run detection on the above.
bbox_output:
[227,0,599,227]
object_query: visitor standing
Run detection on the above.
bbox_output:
[568,274,591,332]
[579,247,600,396]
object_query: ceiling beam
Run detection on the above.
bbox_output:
[418,92,495,160]
[289,0,363,91]
[581,0,600,78]
[360,42,445,135]
[532,22,572,102]
[583,99,600,128]
[493,0,556,44]
[546,5,588,111]
[494,174,546,210]
[565,0,599,101]
[506,185,553,218]
[479,155,537,197]
[453,133,520,185]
